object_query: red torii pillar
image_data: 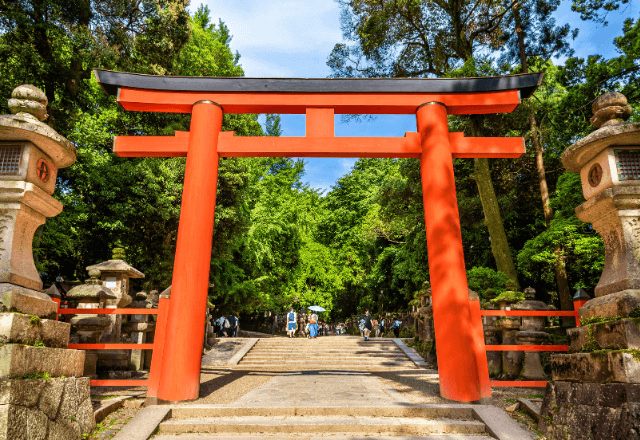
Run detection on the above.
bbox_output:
[95,68,541,403]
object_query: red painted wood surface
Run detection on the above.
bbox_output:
[68,344,154,349]
[147,298,169,401]
[480,310,578,316]
[90,380,148,387]
[306,108,335,136]
[117,88,521,115]
[490,381,547,388]
[469,299,492,400]
[485,345,569,351]
[418,102,483,402]
[114,131,524,159]
[58,308,158,315]
[157,102,222,402]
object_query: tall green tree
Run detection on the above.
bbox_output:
[328,0,524,287]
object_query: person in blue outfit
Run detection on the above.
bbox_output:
[287,307,297,338]
[391,317,402,338]
[309,312,319,338]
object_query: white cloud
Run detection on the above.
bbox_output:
[195,0,343,77]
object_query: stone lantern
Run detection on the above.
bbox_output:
[514,287,550,380]
[86,248,144,344]
[66,269,117,343]
[481,289,502,377]
[123,291,155,370]
[492,285,524,379]
[562,92,640,297]
[540,94,640,439]
[0,85,76,317]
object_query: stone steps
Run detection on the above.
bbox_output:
[154,435,496,440]
[159,416,486,436]
[237,338,417,370]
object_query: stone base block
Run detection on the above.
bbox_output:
[568,318,640,352]
[0,345,84,379]
[551,352,640,383]
[0,284,56,320]
[0,313,69,348]
[97,350,129,371]
[83,353,98,378]
[0,377,95,439]
[539,381,640,440]
[579,290,640,322]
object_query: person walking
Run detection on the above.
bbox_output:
[391,317,402,338]
[218,316,228,337]
[227,313,237,337]
[373,317,380,338]
[379,317,386,337]
[362,309,372,341]
[287,307,297,338]
[309,312,319,338]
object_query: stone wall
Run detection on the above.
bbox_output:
[0,376,95,439]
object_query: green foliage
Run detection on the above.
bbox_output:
[466,267,510,300]
[491,291,526,304]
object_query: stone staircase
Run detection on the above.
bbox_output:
[154,406,496,439]
[236,337,418,370]
[146,338,530,439]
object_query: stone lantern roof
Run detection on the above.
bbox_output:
[0,84,76,168]
[562,92,640,172]
[85,260,144,279]
[66,269,117,300]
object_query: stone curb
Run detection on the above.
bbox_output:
[93,391,146,423]
[517,397,542,424]
[112,405,171,440]
[228,338,259,366]
[473,405,534,440]
[393,338,429,368]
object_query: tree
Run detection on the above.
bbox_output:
[328,0,524,287]
[497,0,578,321]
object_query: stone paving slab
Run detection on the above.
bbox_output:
[233,371,410,407]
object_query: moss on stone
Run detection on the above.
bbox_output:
[29,315,40,327]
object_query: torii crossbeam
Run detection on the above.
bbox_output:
[95,69,542,404]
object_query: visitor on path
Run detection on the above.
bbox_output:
[227,313,237,338]
[373,318,379,338]
[359,318,365,337]
[309,312,319,338]
[379,317,385,337]
[391,317,402,338]
[287,307,297,338]
[325,323,330,336]
[362,309,372,341]
[218,316,228,337]
[234,314,240,337]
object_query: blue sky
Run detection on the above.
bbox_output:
[194,0,638,193]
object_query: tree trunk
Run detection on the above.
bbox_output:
[473,156,520,288]
[515,4,574,324]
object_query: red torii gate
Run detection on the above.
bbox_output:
[95,69,542,404]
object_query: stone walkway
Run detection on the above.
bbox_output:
[233,370,410,407]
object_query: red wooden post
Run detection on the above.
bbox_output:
[468,297,492,401]
[157,101,223,402]
[52,297,60,321]
[146,297,169,404]
[573,300,587,327]
[417,102,483,402]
